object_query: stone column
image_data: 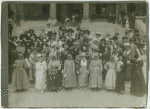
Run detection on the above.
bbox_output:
[116,3,119,22]
[50,3,56,20]
[82,3,90,23]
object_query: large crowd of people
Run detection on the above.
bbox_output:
[8,23,146,97]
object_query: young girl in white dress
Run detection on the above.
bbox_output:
[35,54,47,93]
[104,57,116,90]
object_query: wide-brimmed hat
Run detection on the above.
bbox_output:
[115,32,119,36]
[92,38,99,43]
[73,41,79,45]
[11,36,17,41]
[93,53,99,58]
[16,39,22,43]
[59,36,66,40]
[37,53,42,57]
[67,28,74,33]
[129,38,135,41]
[80,52,87,57]
[100,38,106,42]
[105,45,110,49]
[124,43,130,47]
[76,27,82,31]
[95,32,101,36]
[91,44,100,51]
[83,30,90,35]
[122,36,128,39]
[29,29,34,33]
[125,29,132,32]
[106,33,110,36]
[113,49,119,52]
[113,36,118,40]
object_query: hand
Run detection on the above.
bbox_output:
[77,71,79,74]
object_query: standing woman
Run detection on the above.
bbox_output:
[115,53,127,95]
[76,52,90,90]
[62,54,77,90]
[104,57,116,91]
[130,54,146,97]
[123,43,132,81]
[12,55,30,92]
[35,54,47,93]
[89,54,103,91]
[101,45,111,84]
[47,55,61,92]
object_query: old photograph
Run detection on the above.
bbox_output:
[6,1,148,108]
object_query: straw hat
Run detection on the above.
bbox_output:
[95,32,101,36]
[124,43,131,47]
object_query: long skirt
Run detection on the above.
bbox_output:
[78,66,88,87]
[63,68,77,88]
[47,73,58,91]
[57,70,63,88]
[125,65,132,81]
[12,67,30,90]
[105,69,116,90]
[35,69,46,89]
[89,66,102,88]
[130,69,146,96]
[115,71,126,93]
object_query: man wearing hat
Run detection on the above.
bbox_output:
[99,38,106,54]
[95,32,102,42]
[66,28,75,49]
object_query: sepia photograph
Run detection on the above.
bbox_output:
[1,1,148,108]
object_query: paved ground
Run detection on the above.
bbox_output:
[9,21,147,107]
[8,86,146,107]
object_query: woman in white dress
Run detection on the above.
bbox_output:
[35,54,47,93]
[104,57,116,90]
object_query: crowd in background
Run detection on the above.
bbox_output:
[8,23,147,97]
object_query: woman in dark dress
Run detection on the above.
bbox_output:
[130,54,146,97]
[101,45,111,84]
[115,53,127,95]
[47,55,61,92]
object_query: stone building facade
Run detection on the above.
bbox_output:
[9,3,146,23]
